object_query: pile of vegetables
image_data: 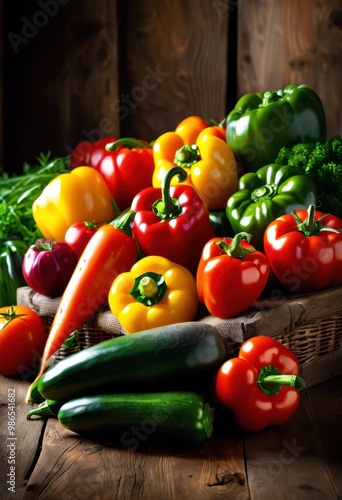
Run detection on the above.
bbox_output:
[0,153,70,306]
[26,325,304,441]
[1,82,341,445]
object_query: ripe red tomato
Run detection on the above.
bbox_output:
[0,305,47,377]
[22,239,78,297]
[64,221,98,258]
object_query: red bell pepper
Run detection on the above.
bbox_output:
[100,138,155,211]
[213,336,305,432]
[70,137,118,169]
[70,137,155,212]
[263,204,342,293]
[26,210,138,404]
[197,232,270,318]
[131,166,215,275]
[22,239,78,297]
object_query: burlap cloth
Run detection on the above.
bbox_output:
[16,284,342,347]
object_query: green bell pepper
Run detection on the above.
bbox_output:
[209,210,233,237]
[0,239,27,307]
[226,84,327,173]
[225,164,317,251]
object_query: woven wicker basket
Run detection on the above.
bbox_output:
[17,285,342,387]
[272,313,342,364]
[39,315,119,363]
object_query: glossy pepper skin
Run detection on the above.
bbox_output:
[196,232,270,318]
[149,115,209,189]
[226,84,327,172]
[108,255,198,333]
[97,138,155,211]
[213,336,305,432]
[153,126,237,210]
[131,167,215,276]
[70,137,118,169]
[226,163,317,251]
[264,204,342,294]
[32,166,117,242]
[0,239,27,307]
[22,239,78,297]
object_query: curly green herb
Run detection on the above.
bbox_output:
[275,135,342,218]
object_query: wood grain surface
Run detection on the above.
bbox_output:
[118,0,230,141]
[0,375,341,499]
[237,0,342,139]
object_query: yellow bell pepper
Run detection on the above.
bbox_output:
[152,127,238,210]
[32,166,117,242]
[108,255,198,333]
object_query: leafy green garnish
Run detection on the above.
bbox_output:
[0,152,70,246]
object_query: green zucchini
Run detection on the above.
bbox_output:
[58,391,214,447]
[38,322,228,401]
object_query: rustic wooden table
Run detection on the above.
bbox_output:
[0,374,341,499]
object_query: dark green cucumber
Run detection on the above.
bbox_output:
[38,322,228,401]
[58,391,214,447]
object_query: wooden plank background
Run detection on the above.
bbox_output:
[1,0,341,173]
[118,0,230,141]
[237,0,342,140]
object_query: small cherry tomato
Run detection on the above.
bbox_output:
[22,239,78,297]
[0,305,47,377]
[64,221,98,258]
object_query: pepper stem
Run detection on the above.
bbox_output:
[292,204,342,236]
[139,276,158,299]
[251,184,278,202]
[262,91,281,106]
[152,167,187,220]
[105,137,151,151]
[257,365,305,395]
[174,144,201,168]
[215,232,256,259]
[130,272,167,306]
[110,209,136,237]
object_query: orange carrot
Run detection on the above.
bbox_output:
[26,211,137,404]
